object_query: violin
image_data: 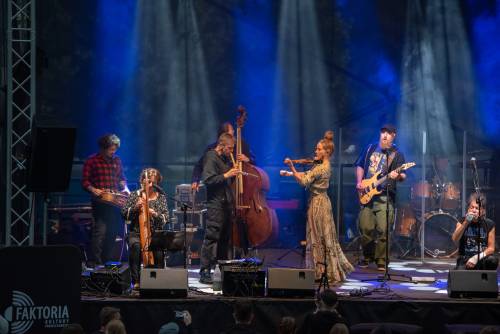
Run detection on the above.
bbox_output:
[280,158,322,177]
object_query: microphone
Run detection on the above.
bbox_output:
[466,213,475,223]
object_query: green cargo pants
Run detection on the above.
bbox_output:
[357,195,394,265]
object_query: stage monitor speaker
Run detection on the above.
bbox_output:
[447,269,498,298]
[140,268,188,298]
[267,268,315,297]
[88,264,131,295]
[27,126,76,192]
[0,245,81,333]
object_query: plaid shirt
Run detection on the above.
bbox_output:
[82,153,126,192]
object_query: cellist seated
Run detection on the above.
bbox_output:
[121,168,169,290]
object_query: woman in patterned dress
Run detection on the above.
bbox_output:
[282,131,353,283]
[121,168,169,289]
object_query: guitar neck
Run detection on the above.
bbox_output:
[374,165,404,188]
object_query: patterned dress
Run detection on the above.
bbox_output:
[298,160,353,283]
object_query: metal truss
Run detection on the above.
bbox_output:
[5,0,36,246]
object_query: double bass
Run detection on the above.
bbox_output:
[138,171,155,267]
[230,106,276,251]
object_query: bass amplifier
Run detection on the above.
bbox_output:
[88,264,131,295]
[175,183,207,210]
[221,266,266,297]
[172,209,207,229]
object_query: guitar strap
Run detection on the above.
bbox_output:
[387,150,396,172]
[366,144,397,173]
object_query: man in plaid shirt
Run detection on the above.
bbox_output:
[82,134,129,266]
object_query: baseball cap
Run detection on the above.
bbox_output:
[380,124,396,133]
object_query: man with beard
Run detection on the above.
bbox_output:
[354,124,406,271]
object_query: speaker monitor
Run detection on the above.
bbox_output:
[447,269,498,298]
[27,126,76,192]
[267,268,315,297]
[140,268,188,298]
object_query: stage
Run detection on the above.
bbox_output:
[80,250,500,334]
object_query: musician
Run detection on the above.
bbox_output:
[82,134,129,267]
[191,122,254,191]
[283,131,353,283]
[452,193,498,270]
[199,133,240,284]
[354,124,406,270]
[121,168,169,289]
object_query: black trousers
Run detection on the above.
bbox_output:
[89,200,124,264]
[199,205,233,273]
[128,232,164,284]
[456,255,499,270]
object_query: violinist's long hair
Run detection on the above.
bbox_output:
[319,130,335,157]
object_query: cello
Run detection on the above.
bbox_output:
[138,170,155,267]
[230,106,276,251]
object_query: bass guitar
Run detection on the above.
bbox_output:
[358,162,415,205]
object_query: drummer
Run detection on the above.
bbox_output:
[451,193,498,270]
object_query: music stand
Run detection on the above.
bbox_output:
[152,185,192,269]
[149,231,184,268]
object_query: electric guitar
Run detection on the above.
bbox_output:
[358,162,416,205]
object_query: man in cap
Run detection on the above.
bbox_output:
[354,124,407,271]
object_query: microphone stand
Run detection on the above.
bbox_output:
[154,185,193,269]
[471,158,483,270]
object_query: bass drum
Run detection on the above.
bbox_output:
[421,212,458,258]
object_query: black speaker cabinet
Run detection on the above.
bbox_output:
[140,268,188,298]
[447,270,498,298]
[267,268,315,297]
[0,245,81,333]
[27,126,76,192]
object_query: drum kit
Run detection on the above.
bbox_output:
[394,180,461,258]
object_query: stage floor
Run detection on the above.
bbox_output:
[81,249,500,334]
[184,256,457,300]
[177,249,497,301]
